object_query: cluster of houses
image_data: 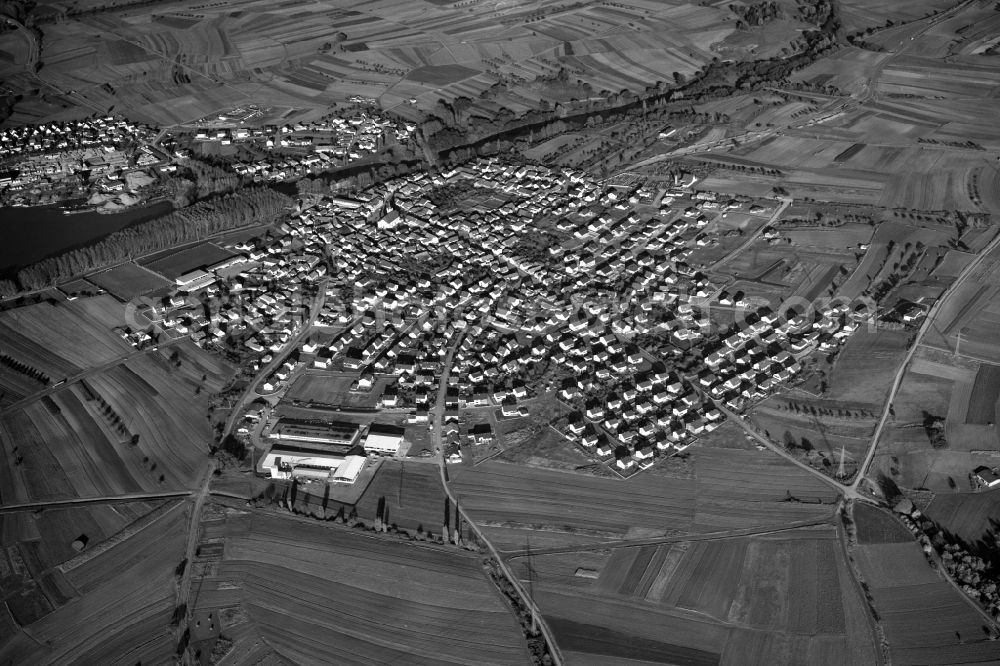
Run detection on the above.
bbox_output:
[699,304,857,410]
[119,235,329,378]
[193,111,414,181]
[110,154,860,477]
[0,116,156,160]
[0,116,164,205]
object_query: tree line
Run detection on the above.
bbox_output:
[17,187,292,290]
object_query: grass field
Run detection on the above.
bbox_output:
[87,263,173,301]
[192,508,530,665]
[141,243,235,280]
[284,371,392,409]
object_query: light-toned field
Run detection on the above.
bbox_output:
[515,525,876,666]
[450,447,838,551]
[192,508,530,665]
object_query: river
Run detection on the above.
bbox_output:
[0,200,173,279]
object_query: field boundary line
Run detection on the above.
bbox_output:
[503,517,834,558]
[58,498,187,573]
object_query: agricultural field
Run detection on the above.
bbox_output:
[837,0,951,35]
[0,0,766,126]
[1,499,169,571]
[190,508,531,665]
[825,328,912,407]
[86,262,173,301]
[141,242,235,280]
[0,500,189,664]
[0,346,221,505]
[0,296,133,385]
[921,242,1000,362]
[292,459,449,537]
[854,538,999,665]
[870,351,1000,492]
[513,525,877,665]
[852,503,912,545]
[925,491,1000,546]
[450,445,838,551]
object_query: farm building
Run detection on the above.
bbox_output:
[364,423,405,455]
[271,418,362,448]
[262,442,367,483]
[974,466,1000,488]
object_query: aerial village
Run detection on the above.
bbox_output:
[191,108,415,183]
[0,108,414,207]
[113,157,863,483]
[0,116,163,208]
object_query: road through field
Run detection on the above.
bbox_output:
[503,515,833,558]
[174,459,216,651]
[718,403,860,499]
[707,196,792,272]
[0,489,192,513]
[0,336,185,417]
[853,229,1000,492]
[433,333,565,666]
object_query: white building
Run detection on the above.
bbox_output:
[364,426,404,455]
[262,443,367,483]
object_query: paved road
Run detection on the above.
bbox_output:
[852,229,1000,490]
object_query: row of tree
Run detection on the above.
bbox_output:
[17,187,292,290]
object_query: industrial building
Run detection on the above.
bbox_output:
[363,423,405,456]
[270,418,362,448]
[261,441,367,483]
[174,269,217,292]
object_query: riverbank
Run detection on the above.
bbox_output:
[0,200,173,278]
